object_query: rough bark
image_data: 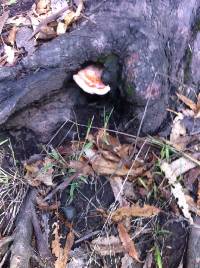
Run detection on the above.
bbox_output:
[10,189,36,268]
[0,0,200,139]
[9,188,53,268]
[186,217,200,268]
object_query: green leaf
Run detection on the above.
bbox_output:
[155,244,162,268]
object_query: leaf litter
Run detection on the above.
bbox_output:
[0,0,84,66]
[1,12,200,263]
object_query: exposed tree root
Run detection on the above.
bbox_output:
[186,216,200,268]
[0,188,53,268]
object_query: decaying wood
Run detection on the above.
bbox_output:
[10,189,36,268]
[8,188,53,268]
[186,217,200,268]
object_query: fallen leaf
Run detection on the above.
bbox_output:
[91,235,124,256]
[161,158,196,223]
[185,195,200,216]
[177,93,197,112]
[52,222,75,268]
[69,160,94,176]
[96,129,120,151]
[111,204,160,222]
[183,167,200,192]
[25,156,54,186]
[170,113,187,150]
[36,0,51,15]
[56,10,76,35]
[84,148,146,177]
[0,11,9,35]
[7,26,17,46]
[36,25,57,40]
[30,5,69,39]
[118,223,141,262]
[101,150,120,162]
[108,176,130,207]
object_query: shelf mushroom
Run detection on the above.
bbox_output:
[73,65,111,95]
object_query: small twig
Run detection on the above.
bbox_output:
[75,230,100,244]
[43,172,78,201]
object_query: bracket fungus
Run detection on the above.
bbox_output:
[73,65,111,95]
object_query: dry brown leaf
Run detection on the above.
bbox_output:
[96,129,120,151]
[170,113,187,150]
[30,5,69,39]
[115,144,132,160]
[7,26,18,46]
[36,0,51,15]
[195,93,200,116]
[56,9,76,35]
[24,157,54,186]
[101,150,120,162]
[84,148,146,177]
[52,222,75,268]
[185,195,200,216]
[177,93,197,112]
[108,176,130,207]
[36,25,57,40]
[0,11,9,35]
[69,160,94,176]
[111,204,160,222]
[118,223,141,263]
[91,235,124,256]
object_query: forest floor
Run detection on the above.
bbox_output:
[1,1,200,268]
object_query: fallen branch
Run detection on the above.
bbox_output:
[10,189,37,268]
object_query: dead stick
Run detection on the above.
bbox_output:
[43,172,77,201]
[32,206,53,262]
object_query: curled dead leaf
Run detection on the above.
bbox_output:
[87,150,146,177]
[91,235,124,256]
[7,26,18,46]
[52,222,74,268]
[96,129,120,150]
[177,93,197,112]
[111,204,160,222]
[118,223,141,263]
[69,160,94,176]
[36,25,57,40]
[108,176,130,207]
[24,157,54,186]
[36,0,51,15]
